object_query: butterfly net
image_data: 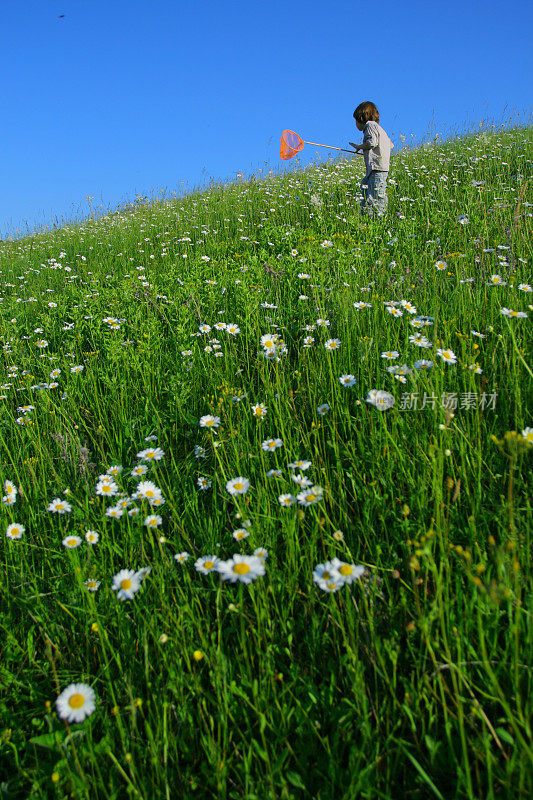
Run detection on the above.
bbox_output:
[280,130,304,160]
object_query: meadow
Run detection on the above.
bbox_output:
[0,123,531,800]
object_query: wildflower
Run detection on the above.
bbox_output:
[436,348,458,364]
[199,415,221,428]
[435,260,448,271]
[324,338,341,351]
[518,283,532,292]
[4,480,17,500]
[195,555,220,574]
[62,535,82,549]
[387,306,403,318]
[291,473,313,488]
[226,323,241,335]
[135,567,151,581]
[278,493,295,507]
[365,390,395,410]
[500,308,527,318]
[106,465,123,477]
[381,351,399,360]
[199,324,212,333]
[469,364,483,374]
[85,530,99,544]
[48,498,72,514]
[266,468,283,477]
[488,274,507,286]
[261,334,278,350]
[105,506,124,519]
[135,481,162,502]
[56,683,96,724]
[144,515,163,528]
[333,530,344,541]
[297,486,324,506]
[217,554,266,584]
[330,558,365,584]
[471,330,486,338]
[85,579,100,592]
[457,215,469,225]
[70,365,84,373]
[226,477,250,496]
[137,447,165,462]
[194,445,207,459]
[316,318,330,327]
[320,240,333,248]
[288,459,312,471]
[254,547,268,559]
[317,404,330,416]
[174,552,190,563]
[339,374,356,387]
[232,527,249,541]
[261,438,283,452]
[313,562,344,592]
[96,480,119,498]
[112,569,141,601]
[413,359,434,370]
[197,476,212,490]
[131,464,149,477]
[251,403,267,419]
[409,334,432,348]
[6,523,24,540]
[521,427,533,443]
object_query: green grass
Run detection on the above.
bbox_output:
[0,122,532,800]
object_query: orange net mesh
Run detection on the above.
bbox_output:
[280,130,304,160]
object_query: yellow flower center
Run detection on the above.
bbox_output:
[204,561,214,569]
[306,494,316,502]
[339,565,353,576]
[233,563,250,575]
[146,490,154,497]
[67,539,77,546]
[234,483,243,491]
[322,570,331,580]
[68,693,85,709]
[121,579,132,590]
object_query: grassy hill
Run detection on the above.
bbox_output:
[0,124,531,799]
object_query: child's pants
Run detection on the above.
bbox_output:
[360,170,389,216]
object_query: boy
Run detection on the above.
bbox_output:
[349,101,393,217]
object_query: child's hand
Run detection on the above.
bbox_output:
[349,142,361,151]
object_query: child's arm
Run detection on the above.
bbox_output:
[349,142,372,152]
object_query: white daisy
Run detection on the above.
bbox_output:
[216,554,265,584]
[195,555,220,574]
[111,569,141,601]
[6,522,25,540]
[56,683,96,724]
[226,477,250,496]
[62,535,82,549]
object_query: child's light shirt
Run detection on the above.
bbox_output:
[362,121,394,176]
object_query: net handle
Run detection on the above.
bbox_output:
[304,140,357,154]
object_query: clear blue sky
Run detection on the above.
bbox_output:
[2,0,532,238]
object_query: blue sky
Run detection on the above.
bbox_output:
[2,0,532,238]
